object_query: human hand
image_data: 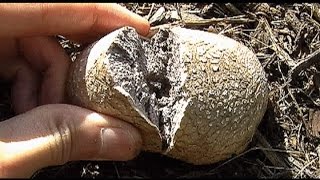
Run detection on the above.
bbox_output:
[0,3,150,178]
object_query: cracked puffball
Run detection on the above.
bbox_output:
[67,26,269,165]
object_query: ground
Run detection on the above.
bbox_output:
[1,3,320,178]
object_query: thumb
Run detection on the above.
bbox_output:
[0,104,142,178]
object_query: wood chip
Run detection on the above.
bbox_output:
[149,7,166,25]
[307,110,320,138]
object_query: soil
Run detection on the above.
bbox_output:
[1,3,320,178]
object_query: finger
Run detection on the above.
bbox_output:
[19,36,70,105]
[0,104,142,178]
[11,60,40,114]
[64,33,109,45]
[0,38,23,80]
[0,39,40,114]
[0,3,150,41]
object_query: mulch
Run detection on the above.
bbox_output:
[1,3,320,178]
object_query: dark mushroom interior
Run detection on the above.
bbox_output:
[104,27,189,150]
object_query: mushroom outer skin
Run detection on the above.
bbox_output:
[67,26,269,165]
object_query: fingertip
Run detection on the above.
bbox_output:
[54,105,143,161]
[81,111,143,160]
[99,127,142,161]
[19,36,70,106]
[11,62,39,114]
[105,3,150,36]
[137,18,151,37]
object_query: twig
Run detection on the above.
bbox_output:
[218,24,232,35]
[260,17,295,67]
[304,3,320,23]
[183,15,255,26]
[208,147,260,174]
[144,23,176,39]
[277,61,306,126]
[208,145,303,174]
[316,145,320,167]
[113,162,120,178]
[239,31,269,47]
[287,87,305,121]
[292,23,308,55]
[294,157,319,178]
[264,165,295,170]
[272,171,293,179]
[175,3,182,21]
[255,130,290,168]
[146,3,155,20]
[291,88,320,107]
[256,159,274,176]
[225,3,243,15]
[257,147,304,155]
[223,24,244,35]
[285,10,303,34]
[288,48,320,80]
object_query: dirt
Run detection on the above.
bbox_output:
[1,3,320,178]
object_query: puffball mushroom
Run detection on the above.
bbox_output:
[67,26,269,165]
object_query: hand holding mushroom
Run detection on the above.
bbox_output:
[67,26,269,164]
[0,3,149,178]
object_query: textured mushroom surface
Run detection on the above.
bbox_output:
[67,26,269,165]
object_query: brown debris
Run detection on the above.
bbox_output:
[259,17,296,67]
[304,3,320,23]
[289,49,320,80]
[307,110,320,138]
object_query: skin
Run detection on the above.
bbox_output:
[0,3,150,178]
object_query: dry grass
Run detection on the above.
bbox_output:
[1,3,320,178]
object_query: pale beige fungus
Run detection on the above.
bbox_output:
[67,26,269,165]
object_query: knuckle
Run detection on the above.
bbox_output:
[43,104,74,165]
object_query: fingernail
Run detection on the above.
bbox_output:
[100,127,142,160]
